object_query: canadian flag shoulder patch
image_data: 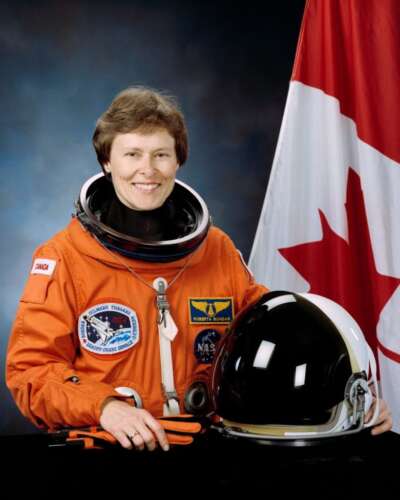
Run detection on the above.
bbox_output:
[31,258,57,276]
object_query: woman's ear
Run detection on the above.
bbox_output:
[103,163,112,181]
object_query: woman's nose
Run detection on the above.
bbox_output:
[138,155,156,175]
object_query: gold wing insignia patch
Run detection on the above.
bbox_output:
[213,301,232,314]
[191,301,210,315]
[189,298,234,324]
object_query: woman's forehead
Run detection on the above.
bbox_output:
[112,129,175,150]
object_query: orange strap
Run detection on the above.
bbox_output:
[68,429,118,445]
[52,414,204,449]
[157,416,202,445]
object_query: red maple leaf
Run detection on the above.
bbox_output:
[279,168,400,364]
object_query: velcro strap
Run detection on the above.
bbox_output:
[157,418,202,435]
[49,414,204,449]
[68,429,118,444]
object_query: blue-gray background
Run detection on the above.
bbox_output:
[0,0,304,434]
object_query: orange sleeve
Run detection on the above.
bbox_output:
[223,233,269,312]
[6,243,124,430]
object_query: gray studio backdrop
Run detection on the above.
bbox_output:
[0,0,304,434]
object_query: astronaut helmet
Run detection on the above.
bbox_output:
[211,290,379,445]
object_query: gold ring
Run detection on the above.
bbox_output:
[129,431,139,440]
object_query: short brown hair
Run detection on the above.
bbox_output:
[93,86,188,169]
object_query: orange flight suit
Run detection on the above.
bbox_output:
[6,217,267,429]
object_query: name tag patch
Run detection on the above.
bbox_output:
[31,258,56,276]
[78,303,139,355]
[189,297,234,324]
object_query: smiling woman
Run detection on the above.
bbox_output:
[5,85,392,452]
[6,85,268,452]
[79,87,212,252]
[104,129,179,211]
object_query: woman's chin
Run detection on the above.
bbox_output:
[124,197,163,211]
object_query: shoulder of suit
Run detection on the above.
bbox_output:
[32,221,73,260]
[207,225,236,248]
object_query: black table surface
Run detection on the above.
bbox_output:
[1,429,399,497]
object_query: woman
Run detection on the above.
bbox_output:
[6,87,268,451]
[6,87,391,451]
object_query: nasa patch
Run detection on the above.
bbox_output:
[194,329,221,363]
[78,303,139,355]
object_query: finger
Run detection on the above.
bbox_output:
[113,430,134,450]
[370,410,392,436]
[129,431,145,451]
[366,398,387,425]
[144,416,170,451]
[364,396,379,423]
[130,423,157,452]
[364,407,373,423]
[371,418,392,435]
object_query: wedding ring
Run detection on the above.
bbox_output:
[129,431,139,440]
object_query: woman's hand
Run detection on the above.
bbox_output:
[365,398,392,436]
[100,398,170,451]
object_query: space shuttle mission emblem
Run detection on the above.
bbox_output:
[78,303,139,355]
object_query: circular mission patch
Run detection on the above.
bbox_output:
[78,302,139,355]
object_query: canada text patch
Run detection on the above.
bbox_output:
[189,297,234,324]
[31,258,56,276]
[78,303,139,355]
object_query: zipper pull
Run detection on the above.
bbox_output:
[154,277,169,326]
[153,277,178,341]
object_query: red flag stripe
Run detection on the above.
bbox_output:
[378,340,400,364]
[292,0,400,164]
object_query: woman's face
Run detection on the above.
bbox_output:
[104,128,179,211]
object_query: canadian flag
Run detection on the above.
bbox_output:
[249,0,400,432]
